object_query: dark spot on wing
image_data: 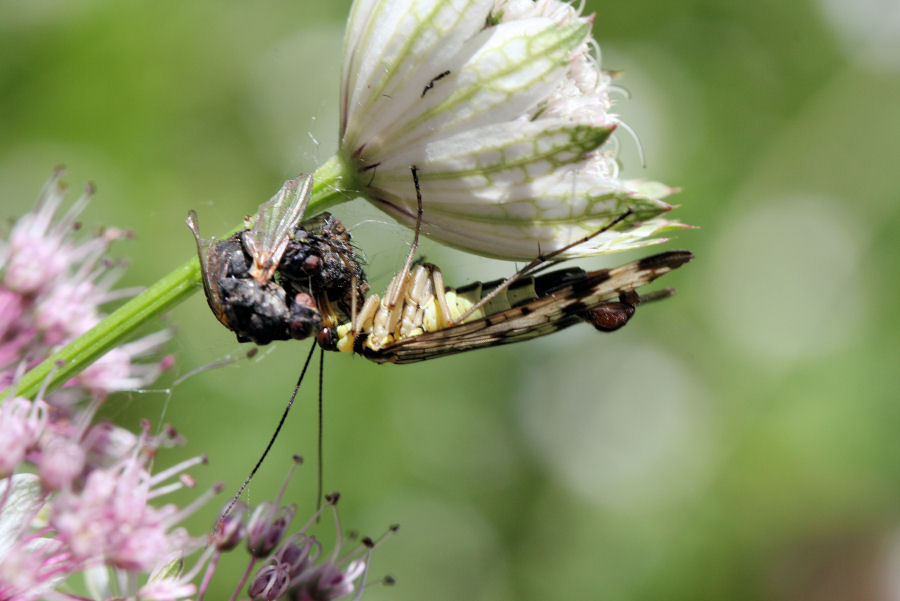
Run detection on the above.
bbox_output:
[570,271,611,295]
[533,267,587,295]
[637,250,694,271]
[566,301,591,315]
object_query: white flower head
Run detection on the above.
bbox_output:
[338,0,688,259]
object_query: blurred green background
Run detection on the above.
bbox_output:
[2,1,899,599]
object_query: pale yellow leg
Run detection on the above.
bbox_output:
[400,265,435,338]
[428,265,452,329]
[354,294,380,335]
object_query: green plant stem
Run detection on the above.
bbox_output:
[12,155,355,400]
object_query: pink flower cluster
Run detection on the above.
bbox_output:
[0,172,393,600]
[0,409,213,601]
[0,171,212,599]
[0,400,389,601]
[0,168,172,402]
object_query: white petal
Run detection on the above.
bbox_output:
[342,0,590,163]
[337,0,689,259]
[356,117,679,257]
[375,18,589,159]
[369,181,680,259]
[371,205,685,259]
[341,0,491,147]
[376,118,614,186]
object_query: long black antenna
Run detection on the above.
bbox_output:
[218,340,317,521]
[316,346,325,511]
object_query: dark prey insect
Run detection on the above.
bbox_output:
[187,175,367,346]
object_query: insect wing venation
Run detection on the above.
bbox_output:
[242,175,313,284]
[368,250,692,364]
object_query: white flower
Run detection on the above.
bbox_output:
[336,0,687,259]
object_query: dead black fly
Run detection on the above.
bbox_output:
[187,175,368,346]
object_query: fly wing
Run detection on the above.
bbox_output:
[242,175,313,284]
[186,210,231,328]
[371,250,693,364]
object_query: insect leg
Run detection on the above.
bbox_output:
[354,293,380,334]
[385,165,425,313]
[334,292,380,354]
[399,264,435,338]
[376,265,423,346]
[428,264,453,329]
[634,287,676,305]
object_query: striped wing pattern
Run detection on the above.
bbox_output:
[361,250,692,364]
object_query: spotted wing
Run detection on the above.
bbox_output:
[242,175,313,284]
[366,250,693,364]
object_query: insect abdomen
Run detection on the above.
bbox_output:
[335,265,592,354]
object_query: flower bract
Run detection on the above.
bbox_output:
[337,0,689,259]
